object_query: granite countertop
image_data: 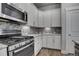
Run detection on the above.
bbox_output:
[0,33,21,36]
[0,36,34,46]
[26,33,61,37]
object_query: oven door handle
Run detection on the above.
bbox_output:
[13,42,34,53]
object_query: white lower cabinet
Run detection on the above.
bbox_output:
[34,36,42,56]
[42,35,61,50]
[47,36,55,48]
[54,36,61,49]
[42,36,47,48]
[0,48,7,56]
[34,35,61,55]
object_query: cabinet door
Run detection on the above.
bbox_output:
[46,36,53,48]
[0,48,7,56]
[34,42,39,55]
[34,36,42,55]
[33,9,39,27]
[16,3,38,26]
[39,36,42,49]
[43,11,51,27]
[42,36,47,47]
[51,8,61,27]
[54,36,61,49]
[54,9,61,27]
[34,37,39,55]
[47,36,55,49]
[38,11,44,27]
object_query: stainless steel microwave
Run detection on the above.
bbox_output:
[0,3,26,23]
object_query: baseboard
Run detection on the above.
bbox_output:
[35,48,42,56]
[42,47,61,51]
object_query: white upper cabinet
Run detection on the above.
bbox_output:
[51,8,61,27]
[26,4,38,27]
[14,3,61,27]
[38,8,61,27]
[38,11,44,27]
[15,3,38,27]
[43,11,51,27]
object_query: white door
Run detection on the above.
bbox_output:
[66,6,79,53]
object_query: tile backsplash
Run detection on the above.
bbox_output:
[0,20,22,30]
[22,26,61,35]
[0,19,61,35]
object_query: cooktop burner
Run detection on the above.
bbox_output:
[0,36,34,45]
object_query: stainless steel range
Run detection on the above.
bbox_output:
[0,30,34,56]
[8,36,34,56]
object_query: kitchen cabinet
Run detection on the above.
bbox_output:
[38,8,61,27]
[14,3,38,27]
[42,35,61,50]
[33,10,39,27]
[0,48,7,56]
[42,36,47,47]
[43,11,51,27]
[38,11,44,27]
[54,35,61,49]
[26,4,38,27]
[14,3,61,27]
[46,36,55,48]
[34,36,42,55]
[0,44,7,56]
[51,8,61,27]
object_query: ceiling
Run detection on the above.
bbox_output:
[33,3,61,11]
[33,3,58,8]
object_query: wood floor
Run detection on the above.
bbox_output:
[37,48,63,56]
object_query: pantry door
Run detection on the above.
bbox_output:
[66,6,79,53]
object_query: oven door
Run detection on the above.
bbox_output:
[9,42,34,56]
